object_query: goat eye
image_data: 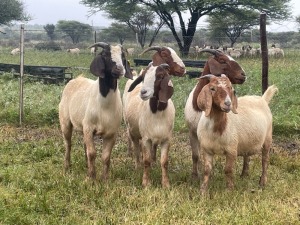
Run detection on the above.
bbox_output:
[210,87,216,91]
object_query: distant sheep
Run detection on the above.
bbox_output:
[126,48,135,56]
[90,46,97,55]
[10,48,20,55]
[269,47,284,57]
[123,63,175,187]
[59,42,133,181]
[196,75,278,194]
[66,48,80,55]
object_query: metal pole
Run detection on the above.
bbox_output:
[19,24,25,126]
[260,13,268,94]
[94,30,97,57]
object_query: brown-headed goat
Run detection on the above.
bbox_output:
[196,75,277,194]
[184,49,246,179]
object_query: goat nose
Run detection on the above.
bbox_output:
[225,100,231,106]
[141,89,147,95]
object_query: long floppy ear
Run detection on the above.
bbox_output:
[158,75,173,103]
[231,89,238,114]
[197,85,212,117]
[128,75,144,92]
[90,55,105,78]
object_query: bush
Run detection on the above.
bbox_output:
[34,41,61,51]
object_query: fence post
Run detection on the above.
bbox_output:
[19,24,25,126]
[260,13,268,94]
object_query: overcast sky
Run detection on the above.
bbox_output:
[24,0,300,32]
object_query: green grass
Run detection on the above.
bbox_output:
[0,48,299,224]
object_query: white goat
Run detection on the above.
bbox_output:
[10,48,20,55]
[196,74,278,194]
[59,42,133,181]
[67,48,80,55]
[123,63,175,188]
[125,46,185,158]
[184,49,246,179]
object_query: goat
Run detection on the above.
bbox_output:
[59,42,133,181]
[125,46,186,158]
[184,49,246,179]
[196,74,278,194]
[123,63,174,187]
[10,48,20,55]
[67,48,80,55]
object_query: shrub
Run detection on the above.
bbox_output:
[34,41,61,51]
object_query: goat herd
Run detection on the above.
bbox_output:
[58,42,278,194]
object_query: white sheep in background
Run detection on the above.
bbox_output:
[59,42,133,181]
[66,48,80,55]
[90,46,97,55]
[126,47,135,56]
[184,48,246,179]
[196,74,278,194]
[10,48,20,55]
[123,63,175,188]
[268,47,284,57]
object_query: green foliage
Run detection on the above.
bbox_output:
[34,41,62,51]
[43,24,56,41]
[81,0,292,55]
[0,0,30,25]
[56,20,93,44]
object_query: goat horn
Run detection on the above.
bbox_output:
[199,49,223,56]
[139,46,162,56]
[200,74,215,80]
[159,63,170,69]
[88,42,109,49]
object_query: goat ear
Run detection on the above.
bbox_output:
[90,55,105,78]
[128,75,144,92]
[231,90,238,114]
[197,85,212,116]
[158,75,174,104]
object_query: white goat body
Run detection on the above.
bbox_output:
[123,64,175,187]
[59,42,132,181]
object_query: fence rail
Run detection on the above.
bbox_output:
[133,58,206,78]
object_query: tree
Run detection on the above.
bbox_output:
[44,24,56,41]
[207,9,260,47]
[81,0,291,56]
[100,23,135,44]
[56,20,93,44]
[93,2,164,48]
[0,0,30,25]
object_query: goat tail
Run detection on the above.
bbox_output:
[262,85,278,104]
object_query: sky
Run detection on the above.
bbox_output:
[24,0,300,32]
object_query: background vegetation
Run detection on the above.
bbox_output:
[0,46,299,224]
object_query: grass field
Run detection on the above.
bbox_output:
[0,48,299,224]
